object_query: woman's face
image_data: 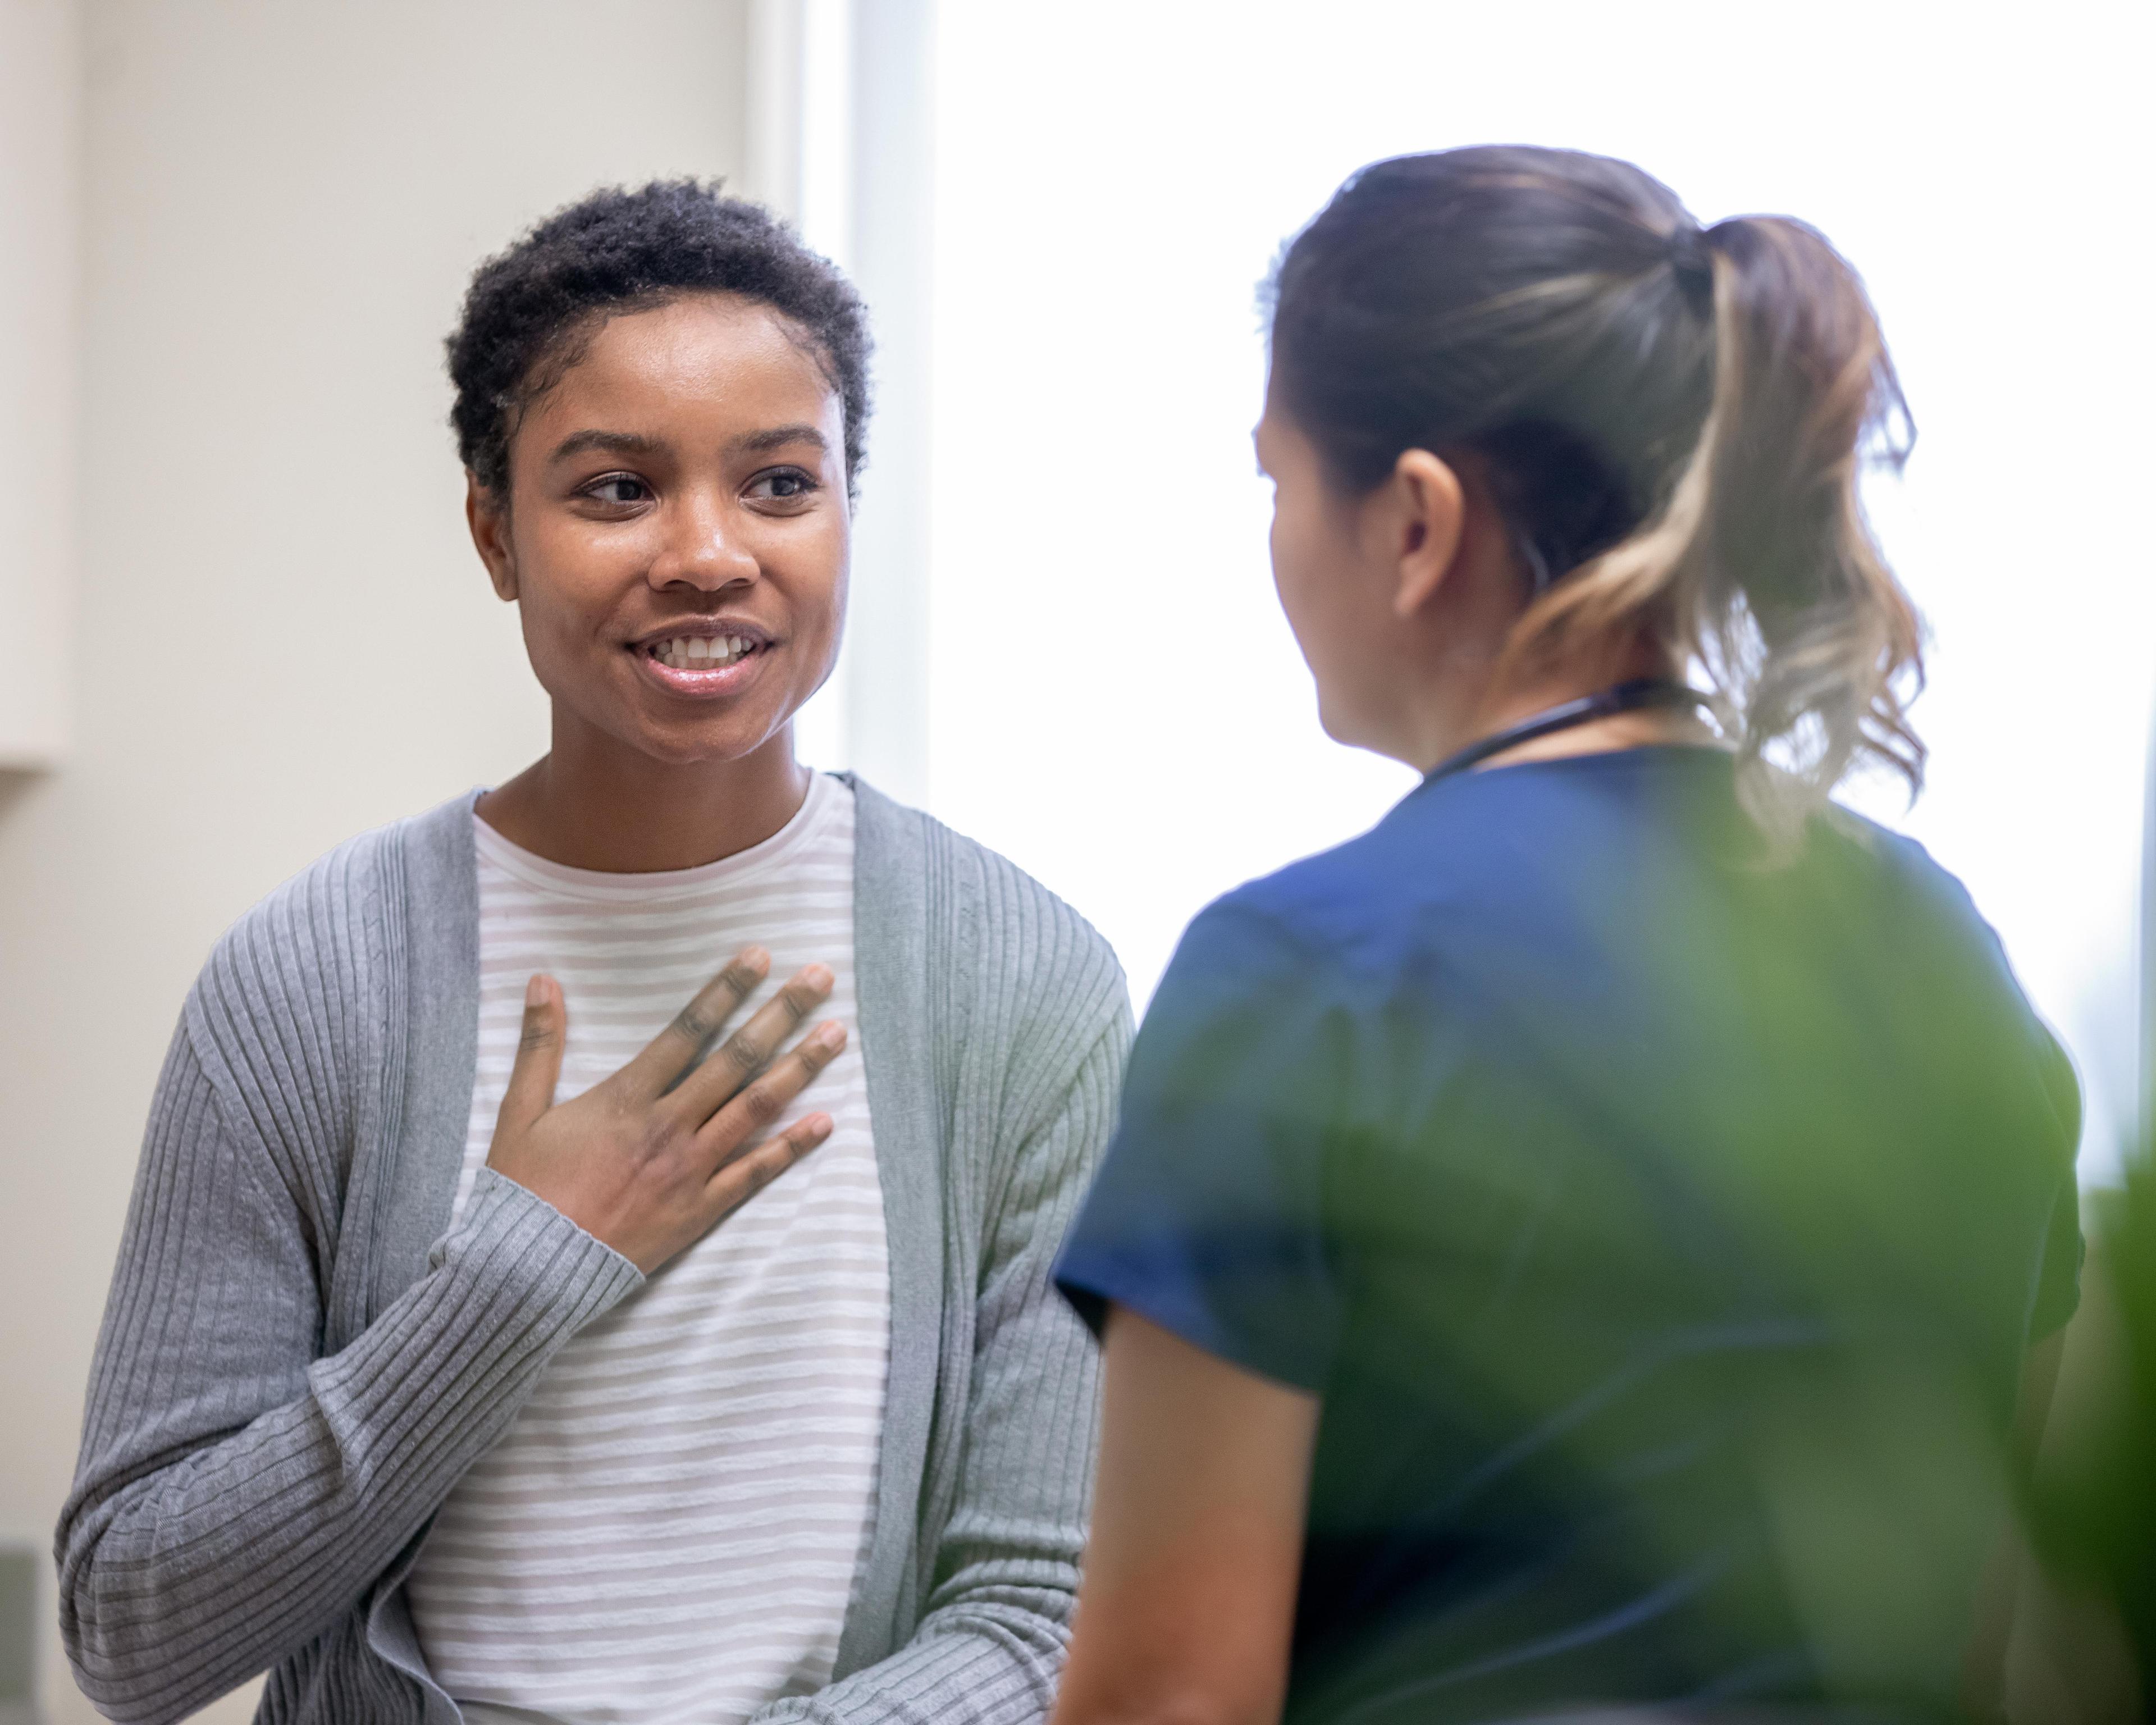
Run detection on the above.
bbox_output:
[1255,382,1405,756]
[472,293,849,769]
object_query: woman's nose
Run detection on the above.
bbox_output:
[650,495,757,592]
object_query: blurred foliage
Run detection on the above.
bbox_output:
[2011,1140,2156,1721]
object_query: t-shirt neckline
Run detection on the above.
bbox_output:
[471,770,844,901]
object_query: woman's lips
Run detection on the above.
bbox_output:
[630,639,772,700]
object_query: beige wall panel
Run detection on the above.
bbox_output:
[0,0,81,766]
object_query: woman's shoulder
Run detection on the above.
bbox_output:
[1171,811,1431,987]
[846,774,1129,1044]
[1808,806,2024,983]
[189,791,476,1070]
[208,791,471,956]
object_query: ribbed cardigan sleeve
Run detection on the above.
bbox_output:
[750,866,1132,1725]
[56,869,643,1724]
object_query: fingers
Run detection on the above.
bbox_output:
[619,947,771,1098]
[667,964,835,1126]
[497,974,567,1134]
[703,1111,835,1225]
[699,1020,848,1161]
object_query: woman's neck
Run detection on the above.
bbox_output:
[476,714,812,873]
[1411,644,1709,776]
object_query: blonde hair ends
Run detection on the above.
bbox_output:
[1505,215,1926,846]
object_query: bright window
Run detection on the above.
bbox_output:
[922,1,2155,1177]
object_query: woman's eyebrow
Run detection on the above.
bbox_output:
[733,423,829,455]
[549,428,660,463]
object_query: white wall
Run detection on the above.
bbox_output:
[928,0,2156,1177]
[757,0,939,806]
[0,4,750,1717]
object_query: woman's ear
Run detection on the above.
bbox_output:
[466,473,519,602]
[1386,449,1465,619]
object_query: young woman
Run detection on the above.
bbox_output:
[59,182,1128,1725]
[1052,147,2082,1724]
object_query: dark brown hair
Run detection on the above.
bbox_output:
[447,180,872,498]
[1266,145,1924,838]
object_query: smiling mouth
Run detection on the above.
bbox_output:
[642,632,765,671]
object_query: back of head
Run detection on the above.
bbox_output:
[1266,145,1924,840]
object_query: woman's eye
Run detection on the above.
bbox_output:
[584,475,651,506]
[748,469,817,504]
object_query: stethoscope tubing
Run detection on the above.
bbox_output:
[1422,679,1713,786]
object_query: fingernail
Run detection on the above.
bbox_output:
[817,1022,847,1051]
[526,974,546,1007]
[803,963,834,991]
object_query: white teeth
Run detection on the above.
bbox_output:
[651,633,756,671]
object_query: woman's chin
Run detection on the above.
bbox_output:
[578,650,808,769]
[1314,699,1376,755]
[628,715,795,770]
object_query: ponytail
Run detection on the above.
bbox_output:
[1508,214,1925,842]
[1267,148,1926,847]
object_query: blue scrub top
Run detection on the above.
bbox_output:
[1057,745,2080,1723]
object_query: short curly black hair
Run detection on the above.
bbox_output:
[446,179,871,496]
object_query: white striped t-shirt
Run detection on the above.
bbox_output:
[408,773,889,1725]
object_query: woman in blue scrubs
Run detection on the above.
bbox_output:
[1052,146,2081,1724]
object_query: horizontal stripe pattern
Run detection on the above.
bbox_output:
[407,774,889,1725]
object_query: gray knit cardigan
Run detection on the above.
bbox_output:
[57,778,1130,1725]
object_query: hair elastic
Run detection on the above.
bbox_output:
[1668,225,1716,312]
